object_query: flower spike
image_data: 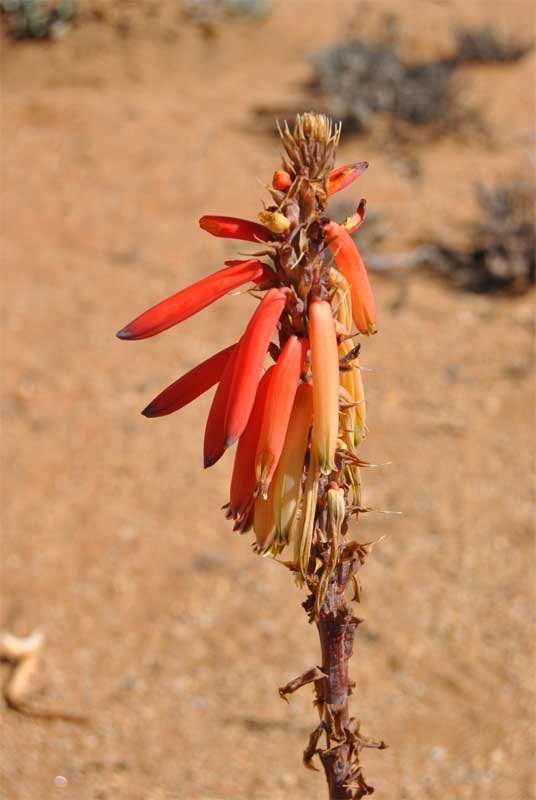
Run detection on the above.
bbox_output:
[117,259,269,341]
[224,288,288,449]
[309,299,339,475]
[118,114,387,795]
[325,220,377,335]
[328,161,368,196]
[199,215,273,243]
[255,335,308,494]
[142,344,237,418]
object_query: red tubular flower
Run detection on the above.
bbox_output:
[325,220,377,335]
[328,161,368,196]
[224,288,288,449]
[309,299,339,476]
[199,215,272,243]
[142,343,237,418]
[255,335,307,494]
[203,345,240,468]
[229,367,273,520]
[116,259,269,341]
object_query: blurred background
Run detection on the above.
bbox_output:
[1,1,534,798]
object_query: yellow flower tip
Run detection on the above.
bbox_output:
[253,485,275,553]
[258,210,291,234]
[256,450,274,486]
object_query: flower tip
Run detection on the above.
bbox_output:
[204,451,223,469]
[224,434,238,450]
[198,215,216,234]
[116,326,133,340]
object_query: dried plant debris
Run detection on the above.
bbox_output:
[362,181,535,296]
[0,628,87,723]
[1,0,76,39]
[307,18,532,137]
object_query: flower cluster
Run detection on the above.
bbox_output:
[117,114,376,575]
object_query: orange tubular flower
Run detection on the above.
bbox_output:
[325,220,377,335]
[255,335,307,494]
[328,161,368,196]
[272,381,313,544]
[224,288,288,449]
[309,299,339,476]
[117,259,270,341]
[229,366,273,523]
[142,343,237,418]
[199,215,273,243]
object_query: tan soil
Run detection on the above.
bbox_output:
[1,1,535,798]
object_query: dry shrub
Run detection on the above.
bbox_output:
[435,181,535,294]
[308,17,532,138]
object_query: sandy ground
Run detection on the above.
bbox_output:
[1,1,535,798]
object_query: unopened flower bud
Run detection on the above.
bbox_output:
[272,170,292,190]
